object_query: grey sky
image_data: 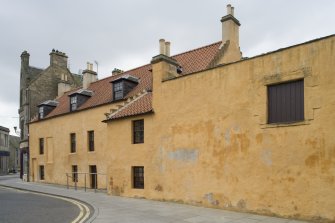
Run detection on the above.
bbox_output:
[1,0,334,134]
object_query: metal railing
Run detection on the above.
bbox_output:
[65,172,107,193]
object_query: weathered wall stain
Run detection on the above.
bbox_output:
[155,184,163,192]
[305,153,319,168]
[261,149,272,166]
[168,148,198,162]
[237,199,247,209]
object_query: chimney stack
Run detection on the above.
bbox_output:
[20,51,30,76]
[50,49,68,68]
[82,62,97,89]
[20,51,30,67]
[112,68,123,76]
[58,74,71,97]
[219,4,242,63]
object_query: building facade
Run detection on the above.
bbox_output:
[9,135,20,173]
[0,126,10,175]
[28,6,335,222]
[19,49,82,179]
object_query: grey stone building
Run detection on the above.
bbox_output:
[9,135,20,173]
[19,50,82,179]
[0,126,10,175]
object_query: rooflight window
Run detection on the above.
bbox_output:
[70,96,77,111]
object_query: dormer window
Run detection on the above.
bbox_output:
[111,74,139,101]
[37,100,58,120]
[70,96,77,111]
[68,89,93,112]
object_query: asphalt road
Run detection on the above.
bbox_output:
[0,187,80,223]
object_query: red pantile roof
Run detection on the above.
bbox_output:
[106,92,152,121]
[38,41,222,121]
[173,41,221,75]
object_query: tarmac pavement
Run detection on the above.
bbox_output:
[0,175,309,223]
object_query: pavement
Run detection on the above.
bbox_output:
[0,175,309,223]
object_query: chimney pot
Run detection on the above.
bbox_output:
[227,4,232,15]
[165,42,171,57]
[159,39,166,55]
[231,7,235,16]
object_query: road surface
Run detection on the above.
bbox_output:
[0,186,81,223]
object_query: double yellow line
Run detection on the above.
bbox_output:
[0,186,91,223]
[37,194,91,223]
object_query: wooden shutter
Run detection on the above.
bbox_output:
[268,79,304,123]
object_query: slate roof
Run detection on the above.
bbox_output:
[37,41,222,121]
[28,66,43,81]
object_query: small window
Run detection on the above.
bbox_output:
[39,165,45,180]
[88,131,94,151]
[20,120,24,140]
[39,138,44,155]
[5,135,8,147]
[70,133,76,153]
[70,96,77,111]
[20,89,23,106]
[38,107,44,119]
[133,166,144,189]
[113,81,124,100]
[268,79,304,124]
[133,120,144,144]
[72,165,78,182]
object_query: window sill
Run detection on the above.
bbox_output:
[69,152,77,155]
[261,120,311,129]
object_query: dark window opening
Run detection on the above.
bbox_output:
[72,165,78,182]
[268,79,304,124]
[39,138,44,155]
[20,120,24,140]
[133,120,144,144]
[70,133,76,153]
[133,166,144,189]
[88,131,94,151]
[89,165,97,188]
[39,165,45,180]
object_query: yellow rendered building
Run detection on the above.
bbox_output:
[29,5,335,222]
